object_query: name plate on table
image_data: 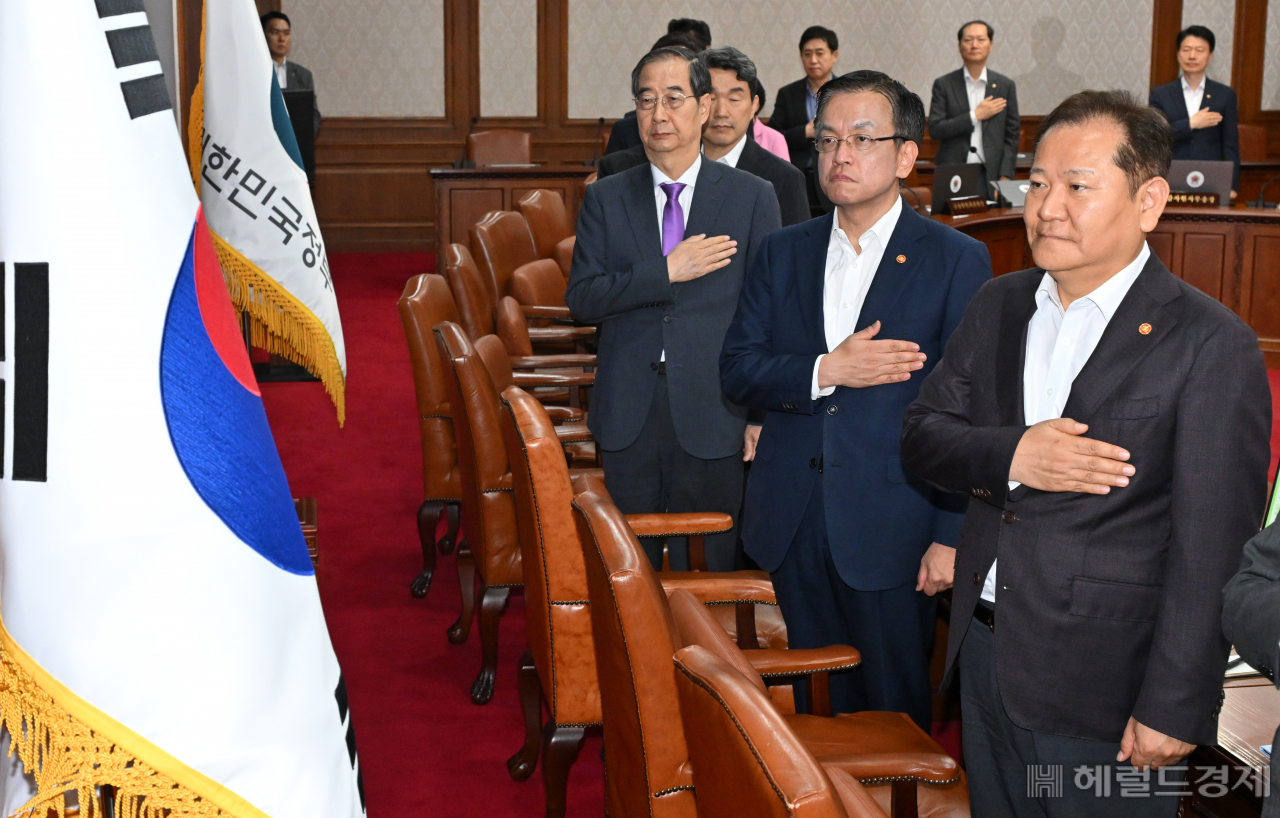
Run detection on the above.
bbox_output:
[1167,191,1220,207]
[948,195,990,215]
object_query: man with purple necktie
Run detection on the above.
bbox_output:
[566,45,782,571]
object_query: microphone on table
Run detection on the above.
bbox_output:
[587,117,606,167]
[453,116,479,169]
[1254,171,1280,209]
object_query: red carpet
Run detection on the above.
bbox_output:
[260,252,1280,817]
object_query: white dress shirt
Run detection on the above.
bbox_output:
[965,67,988,165]
[1181,74,1205,120]
[275,58,288,89]
[706,134,748,168]
[980,243,1151,604]
[651,156,700,362]
[810,196,904,398]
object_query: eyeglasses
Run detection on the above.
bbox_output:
[634,92,694,111]
[814,134,908,153]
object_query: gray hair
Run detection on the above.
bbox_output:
[631,46,711,99]
[699,46,757,88]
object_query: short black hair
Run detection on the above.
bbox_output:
[957,20,993,41]
[1177,25,1216,52]
[668,18,712,50]
[700,47,758,88]
[650,32,700,52]
[799,26,838,53]
[1035,90,1173,197]
[751,77,767,112]
[631,46,711,100]
[814,70,925,146]
[260,11,290,28]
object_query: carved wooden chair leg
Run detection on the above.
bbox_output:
[447,543,477,644]
[735,602,759,650]
[411,499,444,598]
[889,779,920,818]
[508,649,543,780]
[805,670,832,717]
[438,501,461,555]
[541,723,586,818]
[688,534,708,572]
[470,584,511,704]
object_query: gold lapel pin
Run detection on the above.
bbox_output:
[1207,94,1212,99]
[896,254,906,263]
[992,83,997,88]
[1139,323,1152,335]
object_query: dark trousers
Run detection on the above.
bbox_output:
[770,477,936,731]
[960,621,1185,817]
[600,372,743,572]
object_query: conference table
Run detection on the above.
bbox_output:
[932,205,1280,365]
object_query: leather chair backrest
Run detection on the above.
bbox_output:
[470,210,538,303]
[442,243,496,340]
[573,489,695,818]
[500,386,601,726]
[516,189,574,260]
[1240,124,1267,163]
[434,321,521,586]
[396,274,462,501]
[473,334,517,392]
[495,297,534,357]
[552,235,576,278]
[667,590,768,695]
[512,259,567,308]
[674,645,880,818]
[467,129,532,166]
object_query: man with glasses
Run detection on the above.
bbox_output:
[566,46,781,573]
[929,20,1020,196]
[721,71,991,728]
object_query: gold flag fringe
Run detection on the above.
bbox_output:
[185,1,345,426]
[0,644,223,818]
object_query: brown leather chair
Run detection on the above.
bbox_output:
[442,244,592,354]
[552,235,575,278]
[467,129,532,166]
[1240,124,1267,163]
[511,259,568,310]
[499,386,753,817]
[673,644,891,818]
[668,590,968,818]
[571,489,964,818]
[516,189,574,261]
[435,321,599,705]
[396,274,465,599]
[469,210,541,304]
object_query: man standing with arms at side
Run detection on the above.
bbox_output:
[770,26,839,214]
[567,46,781,572]
[721,71,990,729]
[928,20,1020,196]
[901,90,1270,816]
[261,12,320,137]
[1149,25,1240,198]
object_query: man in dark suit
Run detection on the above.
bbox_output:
[261,11,321,137]
[1223,520,1280,818]
[605,31,706,156]
[769,26,838,213]
[928,20,1020,195]
[567,46,781,572]
[597,48,809,227]
[1149,25,1240,196]
[901,90,1270,817]
[720,70,990,729]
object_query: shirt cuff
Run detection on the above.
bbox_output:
[970,111,979,128]
[811,355,835,400]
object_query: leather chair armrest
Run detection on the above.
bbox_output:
[555,424,593,442]
[626,512,732,538]
[543,406,585,423]
[528,326,596,341]
[521,305,573,320]
[744,646,862,679]
[511,371,595,388]
[820,753,960,785]
[658,571,776,604]
[508,354,596,369]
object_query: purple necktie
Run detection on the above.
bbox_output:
[660,182,687,256]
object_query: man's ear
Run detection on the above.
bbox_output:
[896,140,920,179]
[1138,176,1169,232]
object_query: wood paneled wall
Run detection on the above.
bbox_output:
[176,0,1280,252]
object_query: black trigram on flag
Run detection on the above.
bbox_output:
[94,0,171,120]
[1,262,49,482]
[335,677,366,811]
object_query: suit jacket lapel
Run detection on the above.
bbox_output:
[684,159,728,240]
[994,271,1041,426]
[852,203,928,331]
[1060,255,1182,419]
[795,212,832,350]
[623,165,662,259]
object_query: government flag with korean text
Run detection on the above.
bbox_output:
[189,0,347,423]
[0,3,362,818]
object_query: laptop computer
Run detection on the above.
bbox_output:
[993,180,1032,207]
[1168,159,1232,205]
[931,164,983,214]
